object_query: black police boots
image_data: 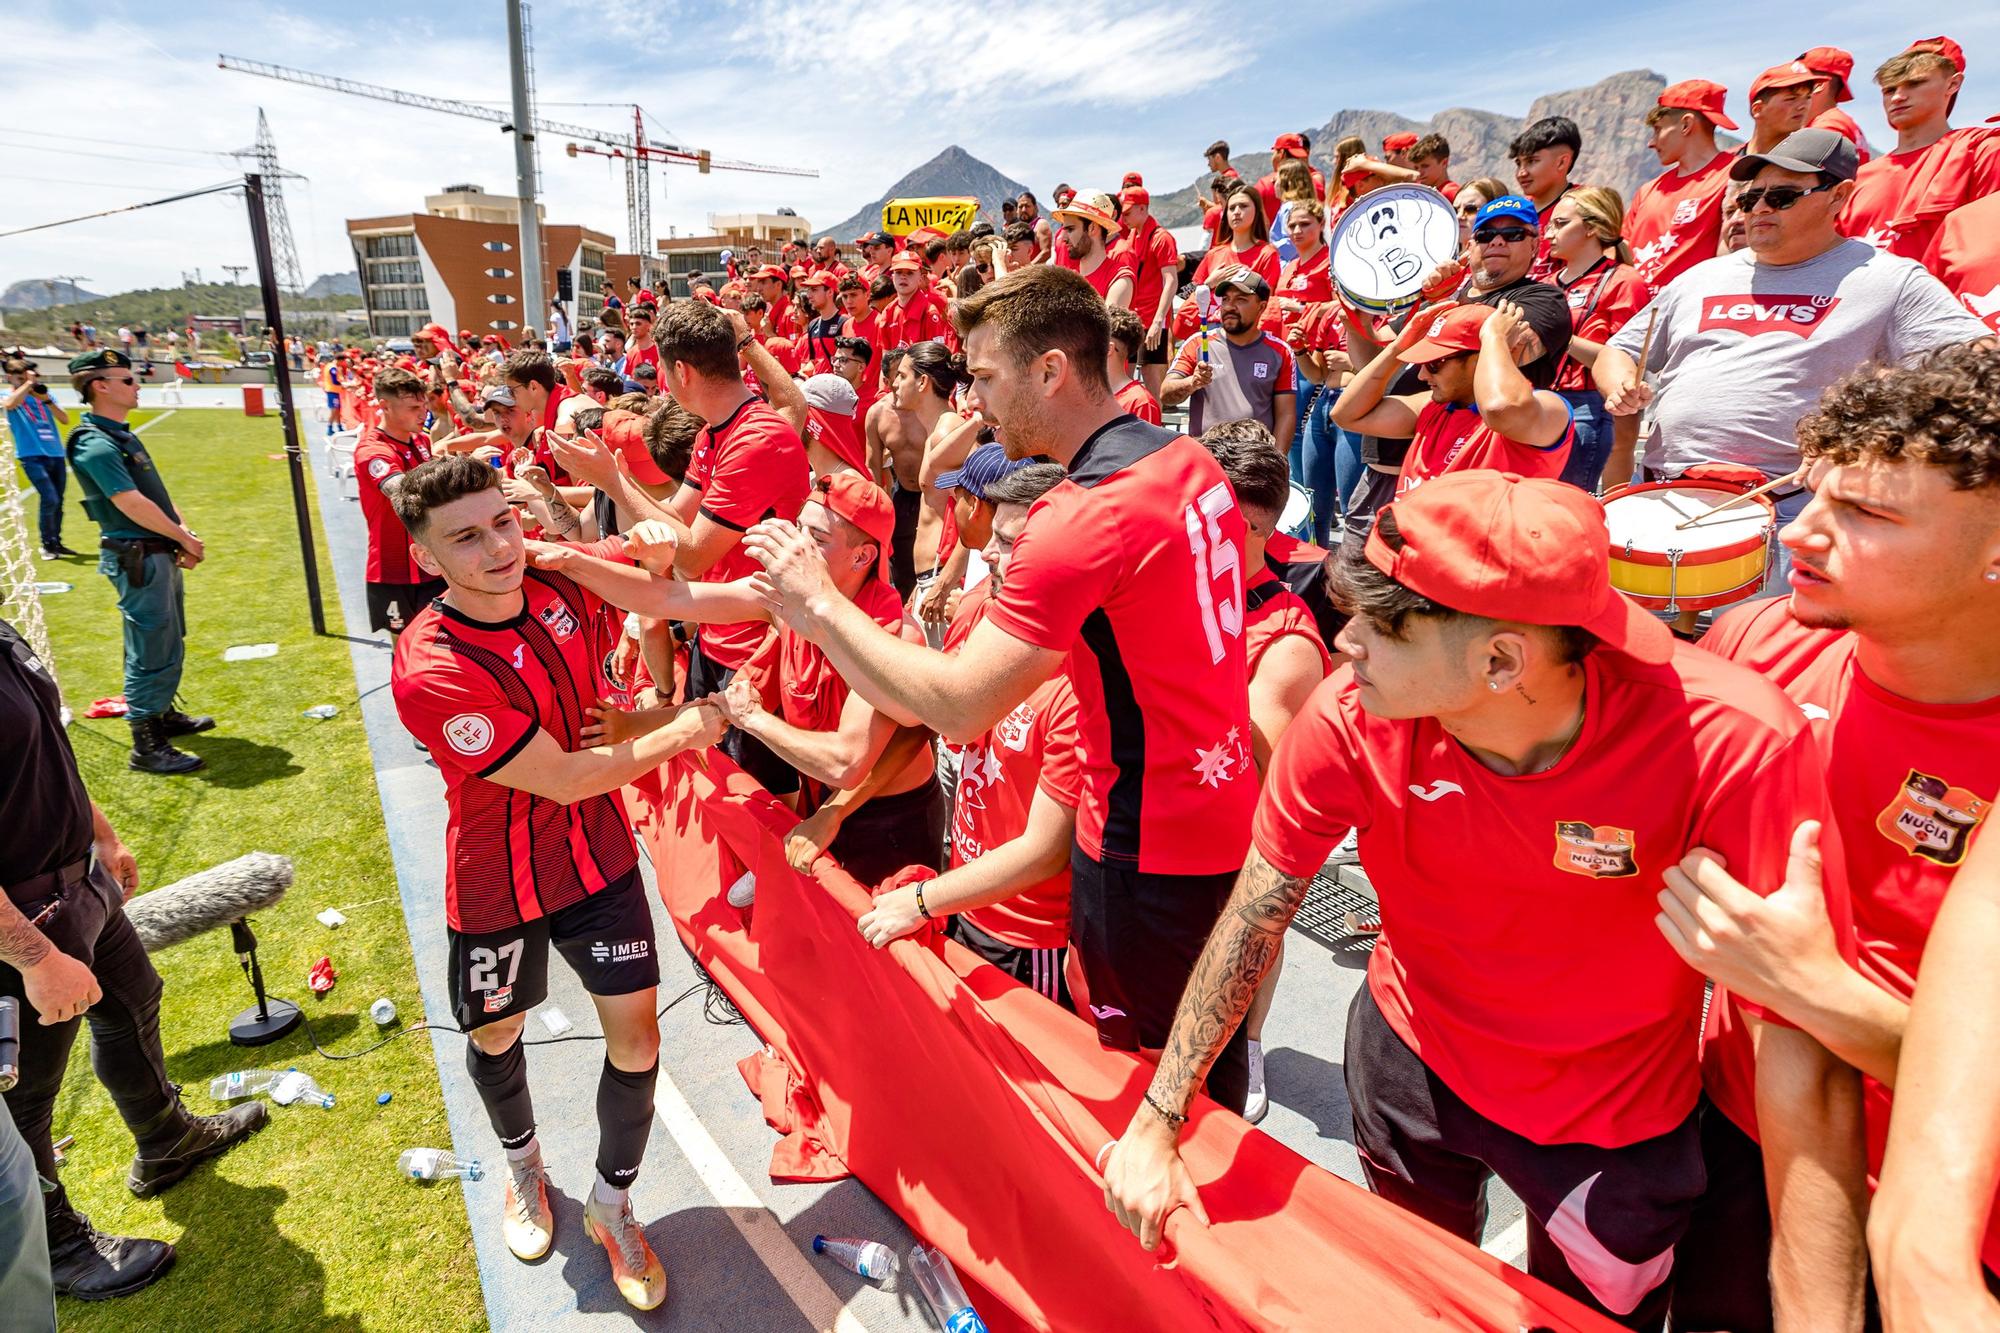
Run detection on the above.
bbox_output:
[160,708,215,737]
[128,716,204,774]
[127,1099,269,1198]
[45,1186,176,1301]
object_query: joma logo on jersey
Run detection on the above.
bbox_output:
[1553,822,1639,878]
[589,939,651,964]
[1698,295,1840,337]
[537,600,579,641]
[1876,768,1988,866]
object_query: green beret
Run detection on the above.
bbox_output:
[68,348,131,375]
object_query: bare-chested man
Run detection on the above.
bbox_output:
[864,347,929,601]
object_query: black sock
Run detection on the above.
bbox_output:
[594,1057,658,1189]
[466,1037,537,1153]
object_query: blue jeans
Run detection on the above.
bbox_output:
[1557,389,1612,493]
[100,549,187,719]
[17,456,65,551]
[1300,386,1362,546]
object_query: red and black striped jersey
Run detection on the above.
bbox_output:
[391,546,637,933]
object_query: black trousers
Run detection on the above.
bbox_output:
[827,776,947,888]
[0,862,180,1190]
[684,636,800,796]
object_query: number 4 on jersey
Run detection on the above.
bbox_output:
[1184,483,1243,664]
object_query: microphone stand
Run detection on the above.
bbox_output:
[228,917,301,1046]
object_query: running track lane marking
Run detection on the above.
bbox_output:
[133,409,178,433]
[652,1063,872,1333]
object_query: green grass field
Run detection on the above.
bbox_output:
[18,408,485,1331]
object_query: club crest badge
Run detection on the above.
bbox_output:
[1877,769,1988,866]
[537,599,578,641]
[1553,822,1639,878]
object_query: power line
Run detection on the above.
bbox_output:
[0,137,220,170]
[0,181,243,240]
[1,127,238,159]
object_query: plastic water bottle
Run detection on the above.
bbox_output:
[210,1069,278,1102]
[302,704,339,720]
[399,1148,483,1182]
[269,1069,335,1109]
[908,1243,987,1332]
[812,1235,897,1281]
[369,997,397,1025]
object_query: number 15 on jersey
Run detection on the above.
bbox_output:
[1185,483,1243,664]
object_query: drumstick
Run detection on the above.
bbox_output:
[1635,307,1659,375]
[1673,469,1800,529]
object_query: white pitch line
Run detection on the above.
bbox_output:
[652,1064,871,1333]
[133,409,178,433]
[1482,1214,1529,1267]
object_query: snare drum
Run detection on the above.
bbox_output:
[1329,185,1460,318]
[1280,483,1313,540]
[1601,481,1774,613]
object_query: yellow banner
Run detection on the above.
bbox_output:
[881,197,979,237]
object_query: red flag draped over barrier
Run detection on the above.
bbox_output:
[634,755,1616,1332]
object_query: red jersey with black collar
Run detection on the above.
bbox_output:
[352,422,431,584]
[390,540,639,933]
[1701,597,1999,1274]
[682,398,811,669]
[1254,644,1829,1146]
[983,416,1255,875]
[1244,567,1329,680]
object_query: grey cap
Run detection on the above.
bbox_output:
[802,373,858,416]
[1729,127,1859,183]
[477,383,516,409]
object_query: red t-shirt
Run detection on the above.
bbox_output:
[683,398,811,669]
[1842,127,2000,267]
[1192,241,1281,295]
[781,575,908,809]
[390,544,639,933]
[1065,250,1135,303]
[1111,217,1182,324]
[352,423,431,585]
[951,672,1085,951]
[1626,152,1735,294]
[1114,378,1162,425]
[880,292,954,352]
[1256,169,1326,225]
[846,309,886,409]
[1244,568,1330,680]
[1254,645,1825,1146]
[1274,245,1332,316]
[1701,598,1998,1274]
[1921,190,2000,330]
[1811,107,1872,165]
[984,417,1256,875]
[1555,260,1650,391]
[1396,399,1572,497]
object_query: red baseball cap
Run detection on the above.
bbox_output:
[751,264,789,282]
[1119,184,1150,208]
[1364,472,1675,665]
[1272,131,1310,160]
[1902,35,1966,75]
[600,408,667,485]
[799,270,836,290]
[1796,47,1855,100]
[813,472,895,582]
[1382,131,1420,152]
[1750,61,1819,102]
[1657,78,1741,130]
[1396,303,1491,363]
[886,251,924,273]
[1121,170,1144,188]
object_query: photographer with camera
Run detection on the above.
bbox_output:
[0,615,269,1302]
[3,360,74,560]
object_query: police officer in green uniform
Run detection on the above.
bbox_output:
[63,350,214,775]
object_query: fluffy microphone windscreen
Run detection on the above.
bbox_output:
[125,852,294,953]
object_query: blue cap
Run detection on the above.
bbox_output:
[1472,195,1539,230]
[935,441,1030,499]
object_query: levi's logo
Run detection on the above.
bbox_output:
[1698,294,1840,337]
[1553,822,1639,878]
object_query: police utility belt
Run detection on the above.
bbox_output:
[100,535,184,587]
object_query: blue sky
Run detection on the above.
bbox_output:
[2,0,1995,296]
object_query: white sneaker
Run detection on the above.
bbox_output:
[725,871,756,908]
[500,1152,554,1261]
[1243,1039,1269,1124]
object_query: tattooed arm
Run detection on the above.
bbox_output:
[0,894,101,1024]
[1101,847,1312,1250]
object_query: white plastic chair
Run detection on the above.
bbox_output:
[326,428,361,478]
[157,377,185,405]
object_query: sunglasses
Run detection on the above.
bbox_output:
[1472,226,1534,244]
[1735,182,1838,212]
[103,375,138,385]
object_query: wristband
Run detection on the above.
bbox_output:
[914,881,931,920]
[736,335,754,351]
[1142,1091,1188,1130]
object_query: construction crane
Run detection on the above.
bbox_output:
[217,54,818,258]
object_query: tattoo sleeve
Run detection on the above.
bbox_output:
[0,895,53,969]
[1148,848,1311,1115]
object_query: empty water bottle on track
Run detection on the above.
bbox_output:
[271,1069,335,1108]
[399,1148,483,1182]
[909,1243,987,1332]
[210,1069,280,1102]
[812,1235,897,1281]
